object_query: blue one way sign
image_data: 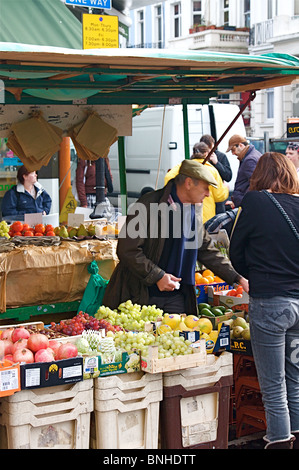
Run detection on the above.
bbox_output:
[65,0,111,9]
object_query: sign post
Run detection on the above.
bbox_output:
[83,14,119,49]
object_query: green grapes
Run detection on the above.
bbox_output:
[95,300,164,331]
[0,221,10,238]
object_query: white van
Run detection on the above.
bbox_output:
[108,103,246,206]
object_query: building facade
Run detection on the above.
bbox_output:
[129,0,299,138]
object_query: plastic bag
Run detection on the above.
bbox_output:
[78,260,109,316]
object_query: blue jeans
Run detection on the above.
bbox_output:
[249,296,299,443]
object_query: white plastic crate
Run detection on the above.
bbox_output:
[162,351,233,389]
[93,371,163,449]
[0,379,93,449]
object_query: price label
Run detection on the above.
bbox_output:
[0,368,19,392]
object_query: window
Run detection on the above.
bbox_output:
[266,88,274,119]
[173,3,181,38]
[154,5,163,48]
[267,0,277,18]
[193,1,203,25]
[244,0,250,28]
[223,0,229,26]
[137,10,144,46]
[295,0,299,15]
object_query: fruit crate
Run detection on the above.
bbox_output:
[140,339,207,374]
[0,379,93,449]
[93,371,163,449]
[160,352,233,449]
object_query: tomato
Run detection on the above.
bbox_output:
[34,223,45,234]
[228,289,237,297]
[45,231,55,236]
[24,230,34,236]
[11,221,23,233]
[45,224,54,233]
[34,232,43,236]
[22,223,30,232]
[13,231,22,237]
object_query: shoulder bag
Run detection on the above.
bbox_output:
[262,190,299,241]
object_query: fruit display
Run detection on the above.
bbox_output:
[6,221,56,237]
[0,327,78,364]
[53,222,118,239]
[195,269,225,285]
[95,300,164,331]
[49,311,123,336]
[225,286,244,298]
[224,316,250,340]
[198,302,233,318]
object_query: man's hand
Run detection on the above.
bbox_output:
[157,273,182,292]
[237,277,249,294]
[209,152,218,165]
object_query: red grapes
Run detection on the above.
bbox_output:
[50,311,122,336]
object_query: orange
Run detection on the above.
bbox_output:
[195,272,202,284]
[214,276,224,283]
[196,277,209,284]
[205,275,214,284]
[202,269,214,278]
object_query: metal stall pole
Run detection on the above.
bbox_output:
[118,136,127,215]
[182,102,190,160]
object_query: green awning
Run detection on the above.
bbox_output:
[0,0,82,49]
[0,43,299,105]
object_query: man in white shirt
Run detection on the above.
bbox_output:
[286,142,299,176]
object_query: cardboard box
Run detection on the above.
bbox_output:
[180,324,231,355]
[230,338,252,355]
[207,285,249,312]
[82,351,140,379]
[20,357,83,390]
[200,309,246,329]
[0,360,21,397]
[196,282,231,304]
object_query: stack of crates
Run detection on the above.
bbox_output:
[93,371,163,449]
[0,380,93,449]
[233,355,266,438]
[160,352,233,449]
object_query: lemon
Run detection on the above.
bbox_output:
[209,330,219,343]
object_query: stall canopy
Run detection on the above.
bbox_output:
[0,43,299,105]
[0,0,82,49]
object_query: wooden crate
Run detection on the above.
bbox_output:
[140,339,207,374]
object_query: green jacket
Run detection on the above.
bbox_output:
[102,180,241,314]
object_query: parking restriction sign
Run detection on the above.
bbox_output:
[83,14,119,49]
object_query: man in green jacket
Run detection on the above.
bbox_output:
[103,159,248,314]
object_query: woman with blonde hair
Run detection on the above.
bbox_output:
[230,152,299,449]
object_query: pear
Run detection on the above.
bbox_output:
[68,227,78,238]
[77,223,88,237]
[233,317,248,330]
[54,226,60,235]
[232,326,244,338]
[87,224,96,236]
[59,225,69,238]
[241,327,251,340]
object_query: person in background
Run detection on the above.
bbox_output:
[103,159,248,314]
[285,142,299,177]
[164,142,229,223]
[1,165,51,220]
[230,152,299,450]
[200,134,232,213]
[76,158,113,209]
[226,134,261,208]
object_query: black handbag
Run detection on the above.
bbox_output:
[262,190,299,241]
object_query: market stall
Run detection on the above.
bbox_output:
[0,44,299,449]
